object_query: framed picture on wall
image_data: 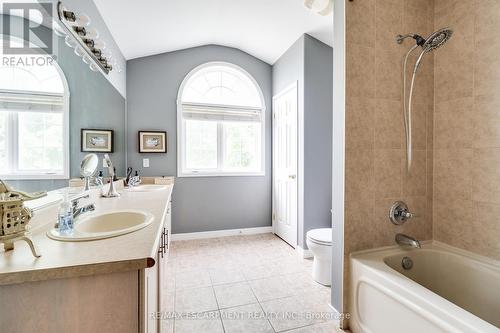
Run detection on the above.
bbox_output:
[81,129,114,153]
[138,131,167,153]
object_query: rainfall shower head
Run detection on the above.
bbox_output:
[422,28,453,52]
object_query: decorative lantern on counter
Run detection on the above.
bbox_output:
[0,180,46,258]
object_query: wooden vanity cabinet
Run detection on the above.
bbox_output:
[141,200,172,333]
[0,198,173,333]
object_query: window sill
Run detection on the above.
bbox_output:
[0,174,69,181]
[177,172,265,178]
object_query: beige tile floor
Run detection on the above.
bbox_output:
[163,233,345,333]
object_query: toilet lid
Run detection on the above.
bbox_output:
[306,228,332,245]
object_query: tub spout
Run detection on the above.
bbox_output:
[395,233,421,249]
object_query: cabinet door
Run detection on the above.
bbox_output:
[143,253,159,333]
[148,255,159,333]
[165,201,172,253]
[158,202,173,333]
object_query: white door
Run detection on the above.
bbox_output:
[272,82,298,247]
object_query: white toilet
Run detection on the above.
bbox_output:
[306,228,332,286]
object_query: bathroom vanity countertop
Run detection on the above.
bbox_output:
[0,183,173,286]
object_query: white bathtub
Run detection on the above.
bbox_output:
[349,241,500,333]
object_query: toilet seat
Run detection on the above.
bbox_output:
[306,228,332,246]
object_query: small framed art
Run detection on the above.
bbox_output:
[81,129,114,153]
[139,131,167,153]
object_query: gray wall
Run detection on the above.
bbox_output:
[126,45,272,234]
[1,15,126,193]
[272,34,333,248]
[272,36,306,247]
[303,35,333,247]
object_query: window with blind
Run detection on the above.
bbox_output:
[177,62,265,176]
[0,38,69,179]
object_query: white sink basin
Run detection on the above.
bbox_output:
[48,210,154,241]
[124,184,169,192]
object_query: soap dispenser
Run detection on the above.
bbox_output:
[58,191,73,235]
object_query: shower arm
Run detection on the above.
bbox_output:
[397,33,417,44]
[396,33,425,46]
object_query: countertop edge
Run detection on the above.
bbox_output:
[0,183,173,286]
[0,258,151,286]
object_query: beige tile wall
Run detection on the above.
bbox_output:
[433,0,500,260]
[342,0,500,320]
[344,0,435,310]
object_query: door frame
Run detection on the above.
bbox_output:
[272,81,299,248]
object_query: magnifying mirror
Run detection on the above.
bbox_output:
[80,153,98,191]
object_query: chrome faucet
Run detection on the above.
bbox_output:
[72,194,96,219]
[92,175,104,187]
[54,194,95,229]
[395,233,421,249]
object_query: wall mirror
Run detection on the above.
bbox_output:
[0,12,126,193]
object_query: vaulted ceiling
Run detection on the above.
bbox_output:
[93,0,333,64]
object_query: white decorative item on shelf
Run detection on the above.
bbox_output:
[304,0,333,16]
[0,180,46,258]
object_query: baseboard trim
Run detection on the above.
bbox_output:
[328,303,343,329]
[296,246,313,259]
[171,226,273,241]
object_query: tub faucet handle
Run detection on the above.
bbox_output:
[389,201,416,225]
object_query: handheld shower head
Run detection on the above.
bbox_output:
[422,28,453,52]
[396,27,453,52]
[398,27,453,172]
[414,28,453,72]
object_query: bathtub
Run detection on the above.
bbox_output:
[349,241,500,333]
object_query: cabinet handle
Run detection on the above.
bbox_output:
[165,228,168,250]
[162,227,167,253]
[159,230,164,258]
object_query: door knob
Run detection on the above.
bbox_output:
[289,174,296,179]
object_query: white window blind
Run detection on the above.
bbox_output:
[182,102,262,122]
[0,91,64,112]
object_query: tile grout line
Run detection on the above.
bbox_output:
[247,275,277,333]
[209,273,226,333]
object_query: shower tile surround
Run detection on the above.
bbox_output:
[433,0,500,260]
[343,0,500,322]
[344,0,435,309]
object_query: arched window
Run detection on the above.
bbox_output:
[0,37,69,179]
[177,62,265,176]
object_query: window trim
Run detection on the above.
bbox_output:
[177,62,266,178]
[0,61,70,181]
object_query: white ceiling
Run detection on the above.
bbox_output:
[93,0,333,64]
